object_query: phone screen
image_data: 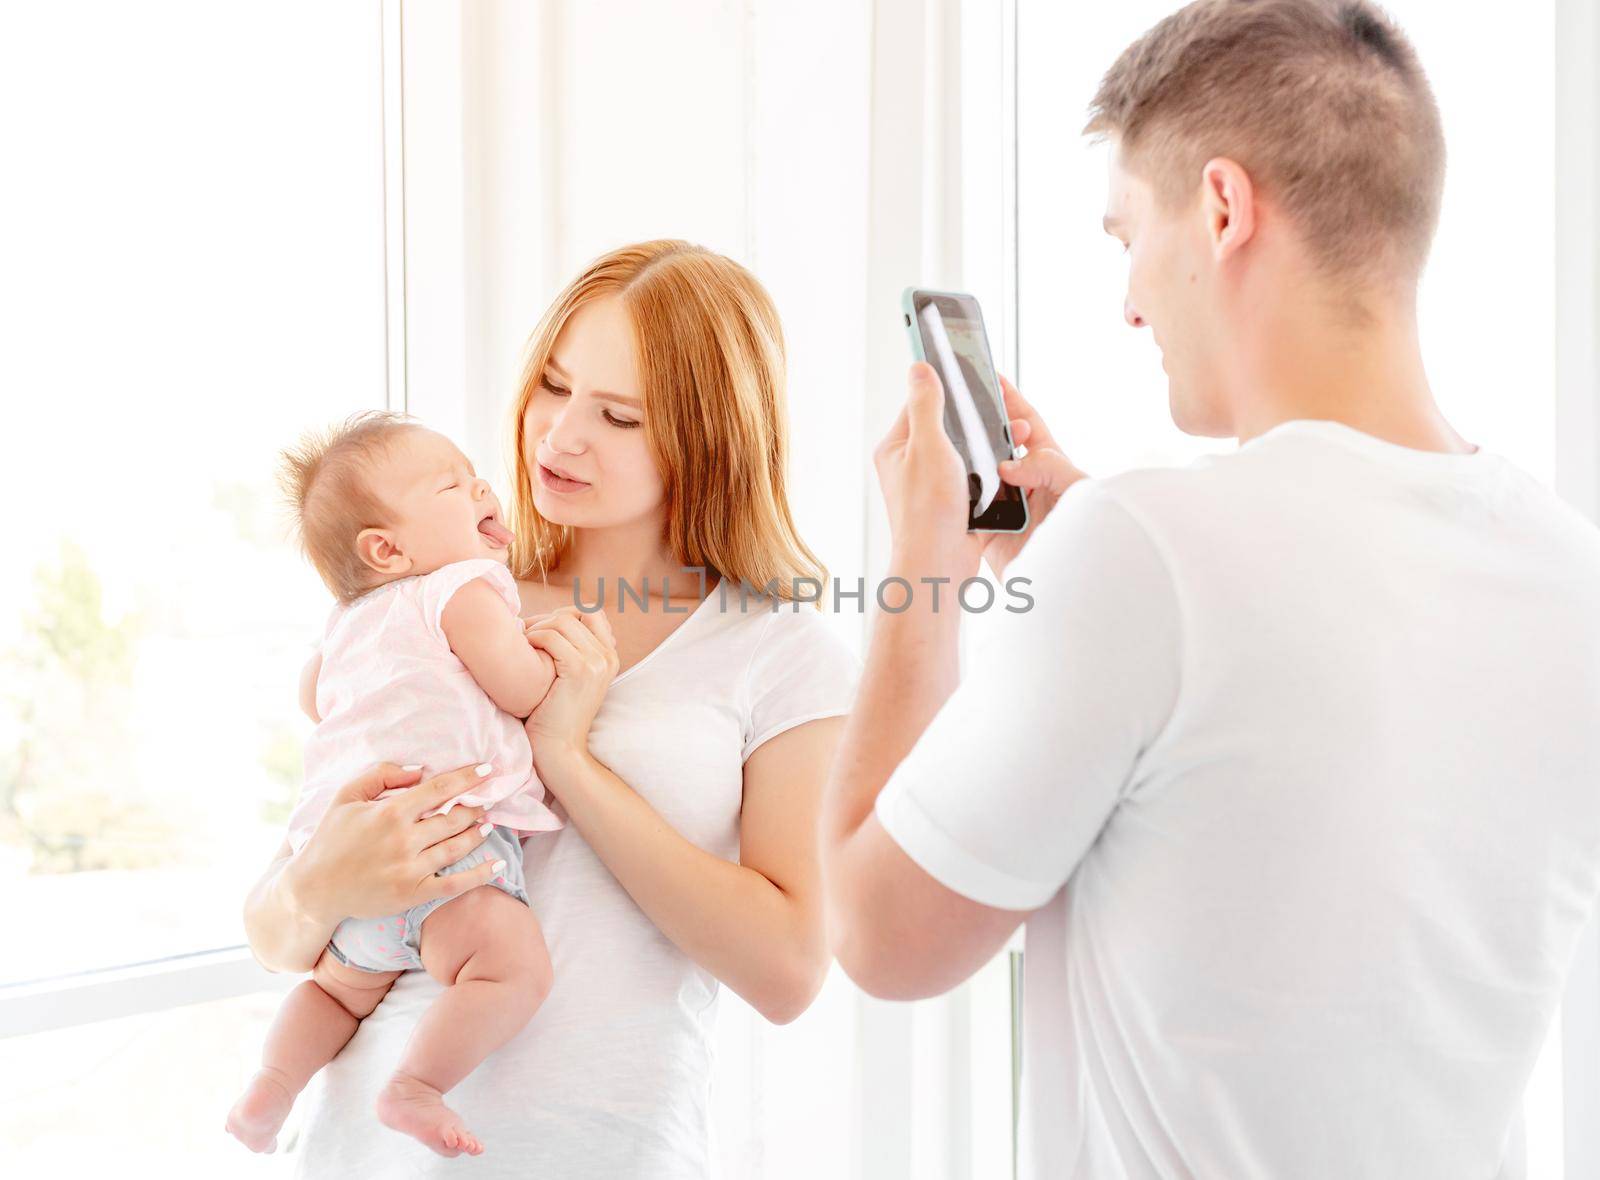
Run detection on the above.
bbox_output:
[909,290,1028,531]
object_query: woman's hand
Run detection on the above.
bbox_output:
[286,762,503,925]
[521,605,620,782]
[983,373,1089,580]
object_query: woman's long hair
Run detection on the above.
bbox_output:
[506,239,827,606]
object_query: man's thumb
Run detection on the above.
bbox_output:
[907,362,945,437]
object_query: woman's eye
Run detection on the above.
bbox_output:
[604,412,641,429]
[540,378,569,397]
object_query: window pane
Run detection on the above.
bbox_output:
[0,990,298,1173]
[0,1,386,984]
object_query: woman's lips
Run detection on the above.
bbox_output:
[537,463,591,494]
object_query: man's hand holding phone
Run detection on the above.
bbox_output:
[874,362,1088,582]
[874,361,986,580]
[985,373,1089,579]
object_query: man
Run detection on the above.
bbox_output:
[821,1,1600,1176]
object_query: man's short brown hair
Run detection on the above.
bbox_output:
[1085,0,1445,282]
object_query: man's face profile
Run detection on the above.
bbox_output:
[1103,140,1234,440]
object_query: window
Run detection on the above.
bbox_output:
[0,0,387,992]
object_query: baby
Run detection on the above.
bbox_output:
[226,410,562,1159]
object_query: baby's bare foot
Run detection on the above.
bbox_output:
[376,1072,485,1158]
[225,1067,296,1153]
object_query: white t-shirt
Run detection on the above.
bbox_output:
[291,587,861,1179]
[875,419,1600,1179]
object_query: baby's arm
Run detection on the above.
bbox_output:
[298,649,323,724]
[440,578,558,718]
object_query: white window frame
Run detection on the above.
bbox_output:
[0,0,407,1041]
[1555,0,1600,1173]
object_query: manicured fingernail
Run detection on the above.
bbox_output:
[402,764,423,772]
[491,859,507,874]
[475,762,493,777]
[479,822,494,836]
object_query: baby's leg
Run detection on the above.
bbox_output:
[225,949,400,1153]
[374,886,552,1158]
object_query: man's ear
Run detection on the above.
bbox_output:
[1200,157,1256,263]
[355,527,412,576]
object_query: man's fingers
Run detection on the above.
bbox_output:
[334,762,423,805]
[874,401,911,462]
[996,374,1058,447]
[906,362,945,442]
[998,447,1085,495]
[997,372,1031,415]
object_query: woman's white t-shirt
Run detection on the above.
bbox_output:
[291,587,861,1178]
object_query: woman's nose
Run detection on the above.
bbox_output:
[544,404,587,456]
[1124,297,1146,329]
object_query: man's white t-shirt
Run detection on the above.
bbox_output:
[875,419,1600,1179]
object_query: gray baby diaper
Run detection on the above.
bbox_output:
[325,823,530,974]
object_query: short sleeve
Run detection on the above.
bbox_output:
[873,479,1182,911]
[417,559,522,643]
[314,601,344,650]
[741,605,863,762]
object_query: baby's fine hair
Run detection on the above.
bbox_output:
[277,409,420,605]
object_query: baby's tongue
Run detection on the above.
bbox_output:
[478,517,512,547]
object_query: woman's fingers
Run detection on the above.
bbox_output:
[403,761,494,821]
[414,800,490,849]
[528,612,615,672]
[526,604,617,647]
[420,820,496,876]
[331,762,425,806]
[525,624,585,671]
[413,850,503,905]
[573,603,616,649]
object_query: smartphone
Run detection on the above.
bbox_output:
[902,287,1029,533]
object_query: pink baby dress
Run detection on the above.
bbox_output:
[286,557,563,854]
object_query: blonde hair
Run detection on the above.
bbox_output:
[277,409,419,605]
[1085,0,1445,283]
[507,239,828,606]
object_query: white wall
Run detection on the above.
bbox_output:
[387,2,1018,1176]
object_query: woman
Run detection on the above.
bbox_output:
[242,240,861,1176]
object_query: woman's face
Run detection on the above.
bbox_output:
[522,294,664,528]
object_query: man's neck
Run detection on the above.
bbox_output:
[1229,289,1475,455]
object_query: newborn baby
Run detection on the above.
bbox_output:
[227,411,562,1159]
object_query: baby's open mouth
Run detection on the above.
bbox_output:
[477,511,512,547]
